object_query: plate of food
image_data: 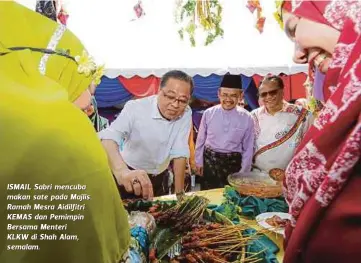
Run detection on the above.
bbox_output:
[256,212,291,236]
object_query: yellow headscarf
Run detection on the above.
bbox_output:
[0,1,94,102]
[0,2,130,263]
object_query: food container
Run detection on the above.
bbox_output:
[227,171,283,198]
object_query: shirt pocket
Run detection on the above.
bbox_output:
[228,127,245,144]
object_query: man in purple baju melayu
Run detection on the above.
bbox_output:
[195,75,255,190]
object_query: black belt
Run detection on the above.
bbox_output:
[205,146,241,158]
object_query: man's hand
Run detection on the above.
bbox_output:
[196,166,203,176]
[114,169,154,200]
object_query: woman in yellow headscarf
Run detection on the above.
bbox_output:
[0,2,143,262]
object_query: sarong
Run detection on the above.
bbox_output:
[201,147,242,190]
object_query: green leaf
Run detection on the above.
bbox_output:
[178,29,184,40]
[205,34,215,45]
[185,22,196,34]
[150,227,182,260]
[180,8,186,20]
[176,0,223,47]
[224,203,233,218]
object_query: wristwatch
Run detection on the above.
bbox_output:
[176,190,185,201]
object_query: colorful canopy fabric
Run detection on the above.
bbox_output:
[95,73,307,109]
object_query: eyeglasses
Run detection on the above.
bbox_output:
[161,91,189,107]
[259,89,280,98]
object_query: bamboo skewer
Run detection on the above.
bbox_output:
[147,196,274,263]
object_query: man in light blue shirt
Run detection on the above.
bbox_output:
[99,70,193,199]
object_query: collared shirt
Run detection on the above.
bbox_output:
[251,102,313,172]
[195,105,255,172]
[98,95,192,174]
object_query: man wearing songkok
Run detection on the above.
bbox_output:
[195,74,255,190]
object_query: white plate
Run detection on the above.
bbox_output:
[255,212,291,236]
